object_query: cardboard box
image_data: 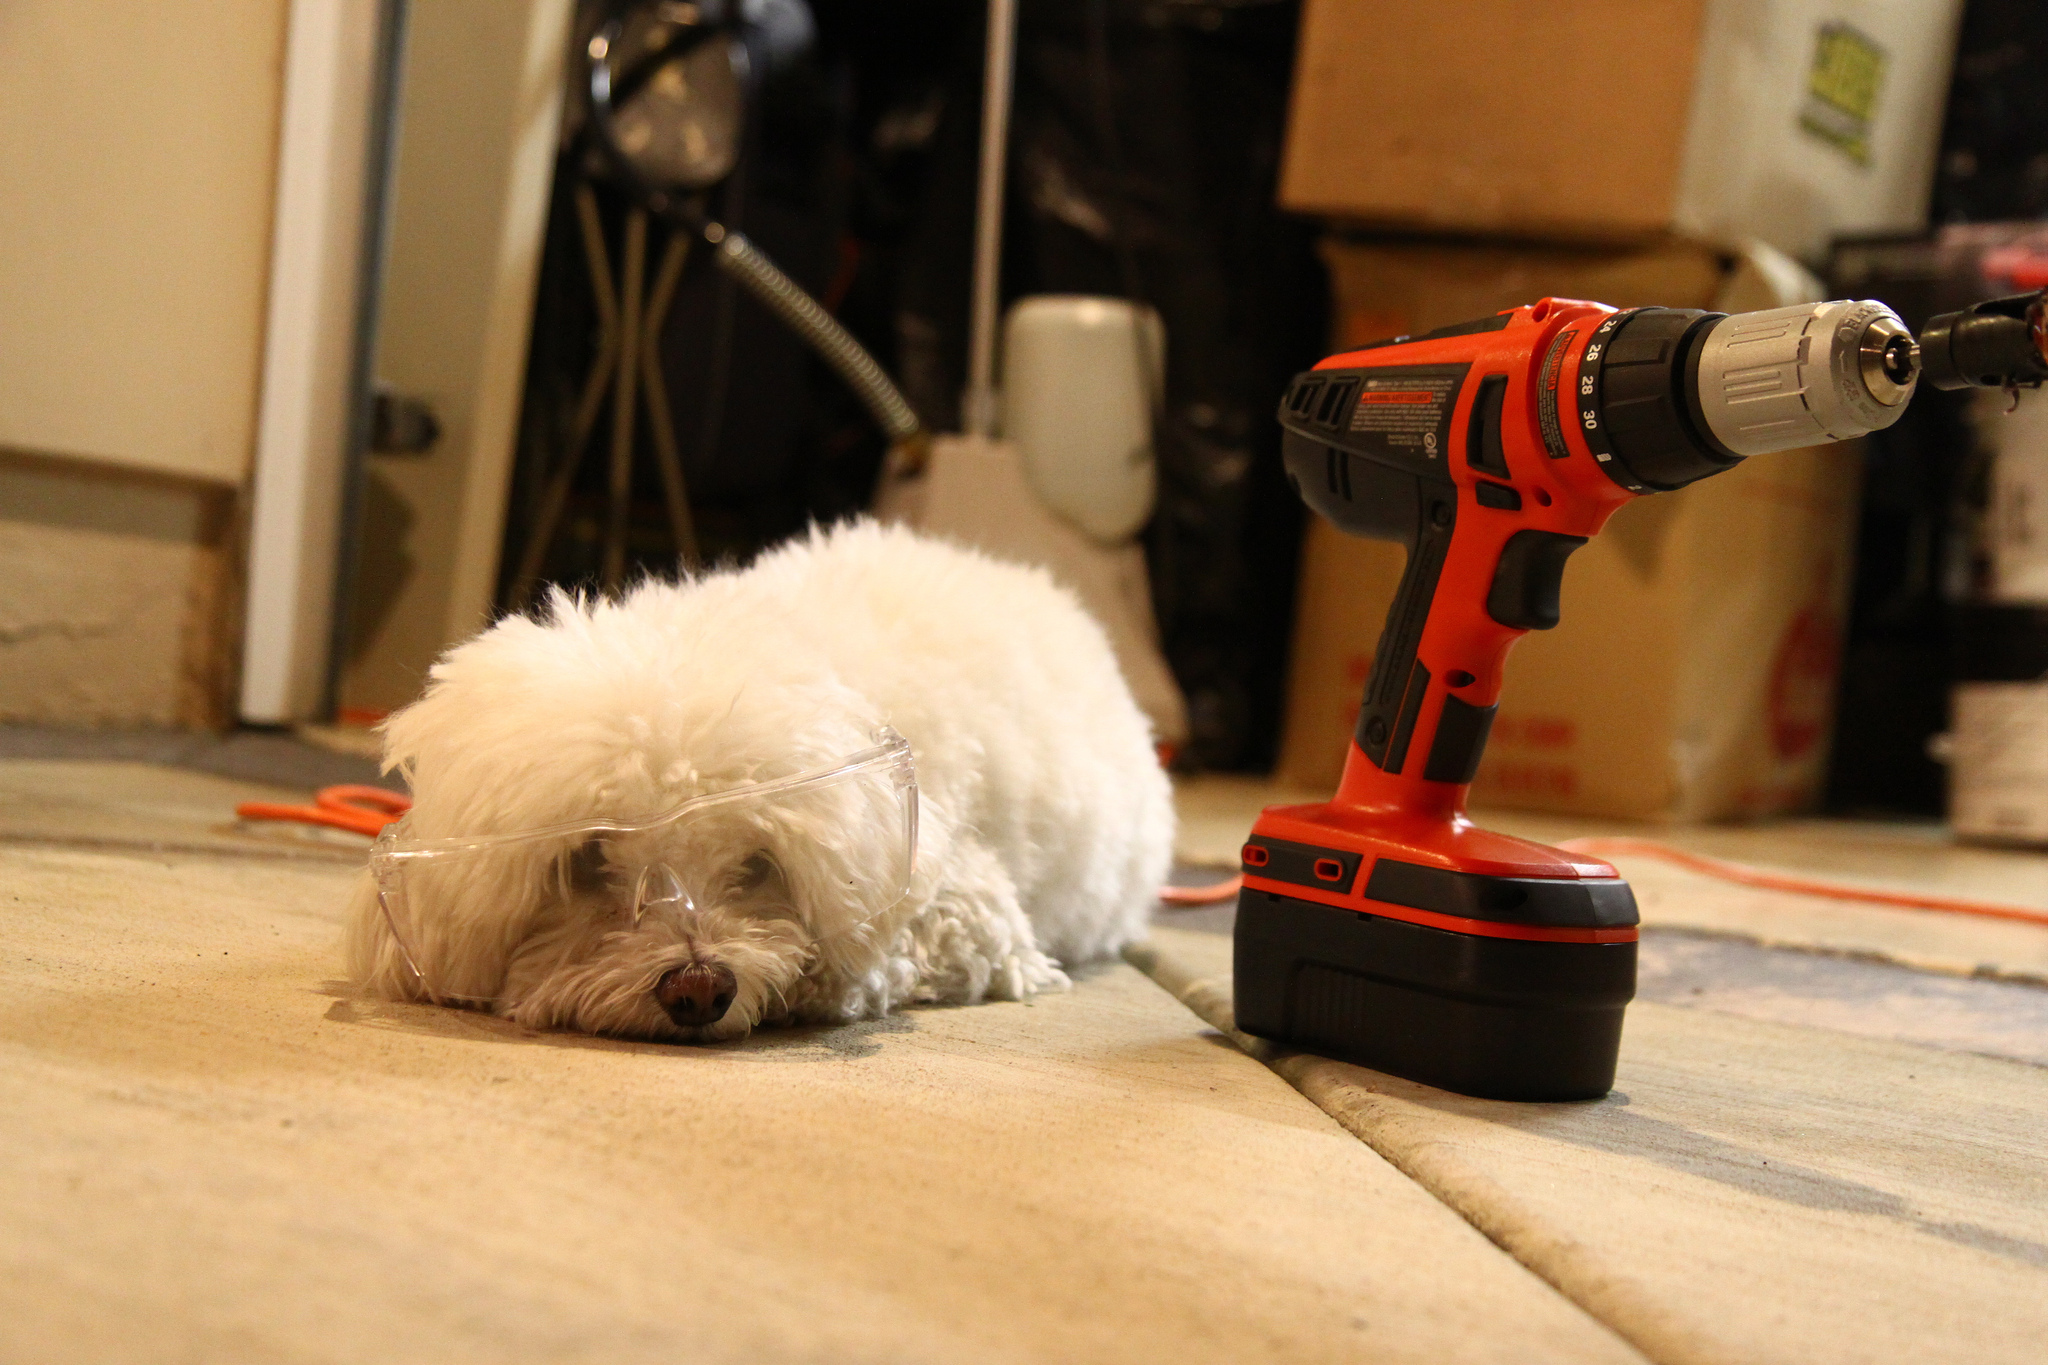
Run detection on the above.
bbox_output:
[1280,0,1962,261]
[1319,239,1729,356]
[1274,239,1860,820]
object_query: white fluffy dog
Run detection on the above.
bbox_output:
[345,520,1174,1042]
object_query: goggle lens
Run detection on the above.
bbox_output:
[367,730,917,1004]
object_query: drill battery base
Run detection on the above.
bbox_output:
[1233,887,1637,1101]
[1231,807,1640,1101]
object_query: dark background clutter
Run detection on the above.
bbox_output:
[1824,0,2048,815]
[503,0,1324,772]
[501,0,2048,808]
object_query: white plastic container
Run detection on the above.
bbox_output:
[1672,0,1965,263]
[1947,604,2048,846]
[1000,295,1163,544]
[1948,400,2048,845]
[1949,680,2048,844]
[1976,390,2048,602]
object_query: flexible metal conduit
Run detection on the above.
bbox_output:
[711,227,923,445]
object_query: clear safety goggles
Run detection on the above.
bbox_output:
[367,728,918,1004]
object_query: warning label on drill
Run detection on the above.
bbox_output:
[1342,364,1468,463]
[1537,328,1578,460]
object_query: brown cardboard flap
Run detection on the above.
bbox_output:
[1280,0,1707,236]
[1318,238,1727,349]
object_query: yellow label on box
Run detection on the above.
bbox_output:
[1800,21,1887,166]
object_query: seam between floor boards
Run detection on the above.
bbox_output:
[1123,940,1678,1365]
[0,831,365,866]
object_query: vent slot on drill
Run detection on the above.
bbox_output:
[1325,447,1353,501]
[1290,378,1323,418]
[1316,378,1358,428]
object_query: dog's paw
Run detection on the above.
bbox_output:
[992,947,1070,1002]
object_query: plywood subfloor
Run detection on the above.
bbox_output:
[1133,926,2048,1365]
[12,752,2048,1363]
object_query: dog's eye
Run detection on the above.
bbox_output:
[566,838,612,892]
[737,851,779,892]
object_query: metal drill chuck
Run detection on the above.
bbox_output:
[1690,299,1918,458]
[1579,299,1919,494]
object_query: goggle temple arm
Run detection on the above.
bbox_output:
[375,882,435,1001]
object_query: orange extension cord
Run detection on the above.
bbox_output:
[238,781,2048,930]
[1555,837,2048,930]
[1158,838,2048,928]
[1159,876,1244,906]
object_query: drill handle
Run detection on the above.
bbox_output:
[1350,472,1582,786]
[1283,425,1504,781]
[1284,424,1593,795]
[1348,472,1462,775]
[1280,416,1463,771]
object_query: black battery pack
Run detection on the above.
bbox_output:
[1232,885,1638,1101]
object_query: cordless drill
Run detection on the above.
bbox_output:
[1237,289,2048,1102]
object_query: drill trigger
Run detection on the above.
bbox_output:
[1487,530,1588,631]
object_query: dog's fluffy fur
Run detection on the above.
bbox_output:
[345,520,1175,1041]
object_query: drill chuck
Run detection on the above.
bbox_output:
[1581,299,1917,492]
[1690,299,1917,457]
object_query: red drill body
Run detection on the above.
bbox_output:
[1234,293,1918,1099]
[1234,288,2036,1098]
[1277,298,1634,885]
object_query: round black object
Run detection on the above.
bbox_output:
[1594,307,1741,491]
[1919,298,2048,392]
[1954,604,2048,682]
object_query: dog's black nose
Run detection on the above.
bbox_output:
[655,962,737,1027]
